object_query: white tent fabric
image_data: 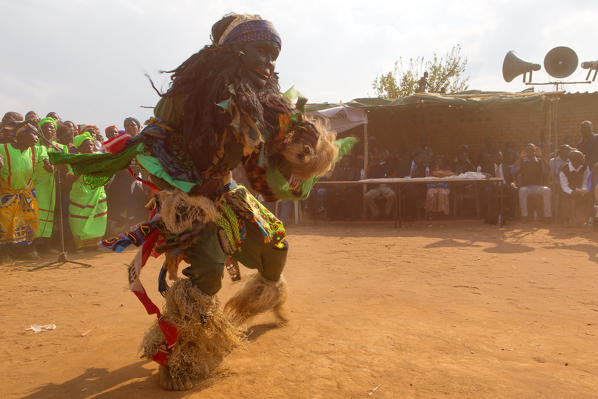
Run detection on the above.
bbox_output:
[308,105,367,133]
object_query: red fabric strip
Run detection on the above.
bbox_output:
[130,228,178,365]
[152,350,169,365]
[102,133,131,154]
[141,229,159,265]
[69,198,107,209]
[4,144,11,187]
[133,288,161,317]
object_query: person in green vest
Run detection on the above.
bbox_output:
[32,117,62,254]
[67,132,107,250]
[0,122,41,263]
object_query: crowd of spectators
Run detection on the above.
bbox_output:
[301,120,598,228]
[3,108,595,263]
[0,110,150,263]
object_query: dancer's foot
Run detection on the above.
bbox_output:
[273,304,289,326]
[159,365,193,391]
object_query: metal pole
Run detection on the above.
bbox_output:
[544,97,553,154]
[551,93,560,223]
[553,94,559,153]
[363,122,369,177]
[362,122,369,219]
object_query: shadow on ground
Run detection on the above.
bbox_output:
[287,220,596,256]
[20,360,234,399]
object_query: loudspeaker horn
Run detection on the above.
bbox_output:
[502,51,541,83]
[544,46,578,79]
[582,60,598,81]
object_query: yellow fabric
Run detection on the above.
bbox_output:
[0,179,39,245]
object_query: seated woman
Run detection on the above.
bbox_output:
[67,132,107,251]
[425,154,454,217]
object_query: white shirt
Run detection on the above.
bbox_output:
[559,162,589,194]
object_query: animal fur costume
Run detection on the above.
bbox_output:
[50,13,354,390]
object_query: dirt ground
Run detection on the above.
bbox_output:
[2,220,598,398]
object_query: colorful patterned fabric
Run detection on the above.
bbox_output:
[223,19,281,47]
[139,120,200,184]
[101,218,160,253]
[0,180,38,245]
[220,184,286,250]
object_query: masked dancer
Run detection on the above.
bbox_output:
[51,13,353,391]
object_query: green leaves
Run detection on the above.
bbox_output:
[372,44,470,99]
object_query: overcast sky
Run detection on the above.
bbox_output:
[2,0,598,130]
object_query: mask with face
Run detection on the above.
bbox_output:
[217,15,282,89]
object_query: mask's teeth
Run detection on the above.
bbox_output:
[288,175,301,190]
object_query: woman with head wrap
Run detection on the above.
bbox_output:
[0,112,24,144]
[67,132,107,250]
[78,125,105,152]
[49,13,353,390]
[0,122,41,263]
[32,117,60,253]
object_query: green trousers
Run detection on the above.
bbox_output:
[182,222,288,296]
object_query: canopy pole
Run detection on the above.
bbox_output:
[362,123,368,219]
[363,123,369,177]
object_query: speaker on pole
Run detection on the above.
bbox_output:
[581,60,598,81]
[544,46,578,79]
[502,51,541,83]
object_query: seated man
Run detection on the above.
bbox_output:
[425,154,453,217]
[364,149,396,218]
[559,150,592,225]
[511,143,551,220]
[453,144,475,175]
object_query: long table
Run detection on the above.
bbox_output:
[316,177,505,227]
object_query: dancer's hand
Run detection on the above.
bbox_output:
[0,154,3,169]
